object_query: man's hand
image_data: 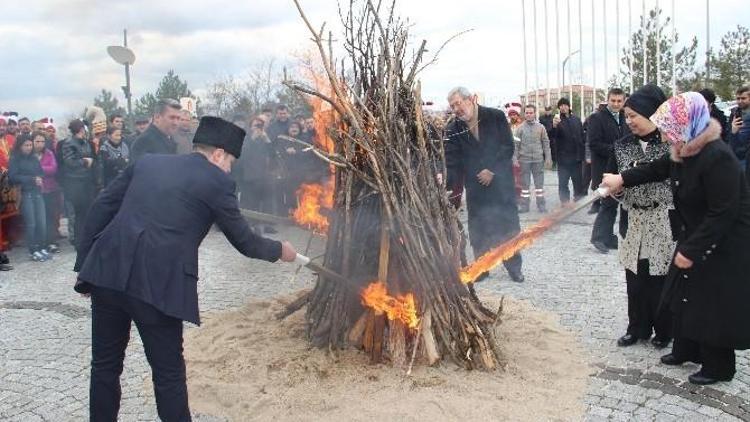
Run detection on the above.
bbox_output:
[436,173,444,186]
[674,252,694,269]
[477,169,494,186]
[586,158,592,164]
[82,157,94,168]
[544,159,553,170]
[552,116,561,128]
[286,147,296,155]
[280,241,297,262]
[731,117,743,134]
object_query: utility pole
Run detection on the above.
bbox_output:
[123,29,133,116]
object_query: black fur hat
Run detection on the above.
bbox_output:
[192,116,246,158]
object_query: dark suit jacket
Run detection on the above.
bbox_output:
[587,108,629,161]
[74,153,282,324]
[131,124,177,162]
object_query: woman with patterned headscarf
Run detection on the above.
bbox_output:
[601,92,750,385]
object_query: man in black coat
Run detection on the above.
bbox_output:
[549,98,586,203]
[444,87,524,283]
[74,116,298,421]
[539,105,556,165]
[131,99,182,161]
[588,88,630,253]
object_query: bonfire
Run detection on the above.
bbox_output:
[280,0,507,370]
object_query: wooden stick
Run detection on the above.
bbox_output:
[421,310,440,365]
[348,311,369,346]
[275,291,311,320]
[289,231,316,284]
[406,319,423,376]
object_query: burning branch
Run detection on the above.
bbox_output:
[460,192,606,284]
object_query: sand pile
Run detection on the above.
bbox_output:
[185,293,590,421]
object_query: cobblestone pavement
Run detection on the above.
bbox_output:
[0,169,748,421]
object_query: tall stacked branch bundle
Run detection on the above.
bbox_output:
[290,0,501,369]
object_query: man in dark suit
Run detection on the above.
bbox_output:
[131,98,182,161]
[74,116,298,421]
[588,88,630,253]
[444,87,524,283]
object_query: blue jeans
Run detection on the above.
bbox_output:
[21,191,47,253]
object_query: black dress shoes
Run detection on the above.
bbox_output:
[650,337,671,349]
[509,270,525,283]
[474,271,490,283]
[688,371,733,385]
[660,353,702,366]
[617,333,638,347]
[592,241,609,254]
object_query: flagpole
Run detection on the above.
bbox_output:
[523,0,529,103]
[534,0,540,107]
[656,0,661,86]
[568,0,573,102]
[591,0,597,103]
[579,0,584,116]
[604,0,609,89]
[545,0,551,107]
[629,0,634,92]
[642,0,648,85]
[672,0,677,95]
[556,0,561,102]
[616,0,621,89]
[705,0,710,85]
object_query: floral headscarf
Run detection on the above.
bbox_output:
[649,92,711,146]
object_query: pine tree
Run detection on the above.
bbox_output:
[92,89,126,119]
[709,26,750,101]
[616,7,698,96]
[134,70,199,116]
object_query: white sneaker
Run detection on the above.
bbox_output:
[31,251,46,262]
[39,249,52,260]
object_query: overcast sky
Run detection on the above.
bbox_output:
[2,0,747,123]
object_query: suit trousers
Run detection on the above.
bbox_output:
[90,287,191,422]
[625,259,672,340]
[591,195,619,245]
[671,337,736,380]
[63,180,94,250]
[556,161,584,203]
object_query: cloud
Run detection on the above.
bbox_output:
[1,0,747,122]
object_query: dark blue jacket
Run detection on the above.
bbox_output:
[73,153,282,324]
[131,124,177,162]
[8,153,43,194]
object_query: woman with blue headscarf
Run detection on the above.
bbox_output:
[601,92,750,385]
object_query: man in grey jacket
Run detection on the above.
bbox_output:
[514,104,552,213]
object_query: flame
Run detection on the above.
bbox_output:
[290,58,337,234]
[361,281,420,329]
[459,216,558,284]
[292,178,334,233]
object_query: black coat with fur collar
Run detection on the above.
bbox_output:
[621,126,750,350]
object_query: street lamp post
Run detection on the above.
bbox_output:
[562,49,581,94]
[107,29,136,116]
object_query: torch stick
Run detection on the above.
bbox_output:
[553,187,614,220]
[240,208,293,226]
[460,187,614,284]
[293,253,353,286]
[289,231,316,284]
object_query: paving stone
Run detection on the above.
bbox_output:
[1,171,747,420]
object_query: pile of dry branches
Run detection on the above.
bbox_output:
[288,0,501,370]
